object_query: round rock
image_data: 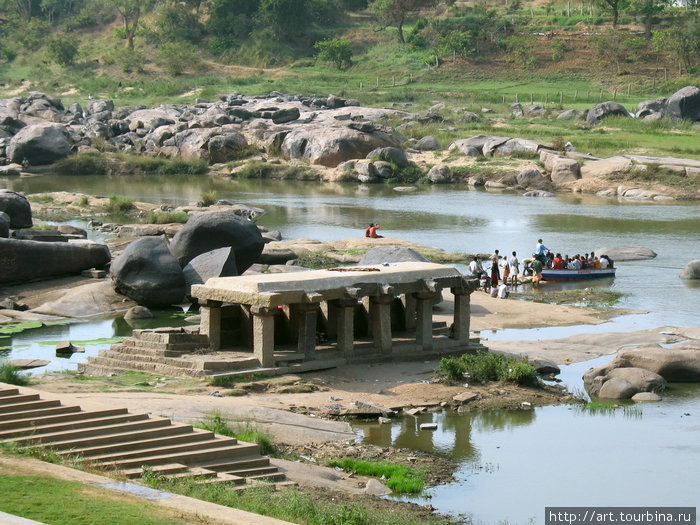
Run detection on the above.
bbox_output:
[0,190,33,229]
[680,260,700,280]
[124,306,154,320]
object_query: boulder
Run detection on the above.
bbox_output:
[598,377,638,399]
[586,101,632,125]
[182,247,238,295]
[271,107,300,124]
[594,246,656,261]
[607,367,667,393]
[0,213,9,238]
[373,161,393,179]
[354,159,378,182]
[281,126,400,167]
[516,168,547,188]
[460,111,480,122]
[635,98,666,119]
[665,85,700,121]
[169,211,264,273]
[86,99,114,116]
[359,246,429,265]
[0,238,110,283]
[617,345,700,382]
[526,104,546,116]
[680,260,700,280]
[32,280,135,317]
[125,107,179,129]
[415,136,441,151]
[580,156,633,179]
[258,246,298,265]
[327,94,346,108]
[557,109,579,120]
[523,190,554,197]
[0,190,33,228]
[448,135,509,156]
[124,305,154,319]
[631,392,662,402]
[7,122,72,165]
[427,164,451,184]
[550,158,581,184]
[367,146,409,168]
[511,103,524,118]
[111,236,186,308]
[491,138,544,158]
[207,132,249,163]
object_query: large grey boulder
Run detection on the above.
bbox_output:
[169,211,264,273]
[415,136,441,151]
[7,122,72,165]
[586,101,632,125]
[680,260,700,280]
[511,103,524,118]
[32,280,135,317]
[182,247,238,296]
[125,107,179,129]
[0,212,9,238]
[428,164,451,183]
[635,98,666,119]
[86,99,114,116]
[597,377,638,399]
[207,132,249,163]
[594,246,656,261]
[580,156,633,178]
[359,246,429,265]
[551,158,581,184]
[161,128,248,163]
[281,126,400,167]
[617,345,700,382]
[516,168,547,188]
[583,362,667,399]
[490,138,543,157]
[448,135,509,156]
[665,86,700,121]
[0,190,33,228]
[111,236,185,308]
[0,238,110,283]
[557,109,579,120]
[366,146,409,168]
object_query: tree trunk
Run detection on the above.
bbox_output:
[612,7,619,27]
[644,14,652,39]
[397,14,405,44]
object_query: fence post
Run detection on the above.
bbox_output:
[627,83,630,97]
[410,72,413,83]
[545,93,549,104]
[599,89,603,101]
[530,93,533,104]
[574,89,578,102]
[376,77,379,88]
[360,82,363,91]
[393,76,395,87]
[515,93,519,103]
[559,91,563,104]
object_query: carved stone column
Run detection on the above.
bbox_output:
[370,294,393,355]
[334,298,357,357]
[296,303,318,361]
[251,306,277,367]
[451,288,472,345]
[199,300,222,351]
[414,291,436,351]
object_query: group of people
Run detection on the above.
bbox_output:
[468,239,615,289]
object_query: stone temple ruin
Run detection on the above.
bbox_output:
[83,262,480,378]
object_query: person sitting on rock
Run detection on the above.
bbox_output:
[368,224,382,238]
[365,223,374,237]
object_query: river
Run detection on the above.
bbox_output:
[2,175,699,523]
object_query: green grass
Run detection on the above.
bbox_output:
[436,351,538,386]
[195,412,277,455]
[236,160,320,180]
[144,210,189,224]
[325,457,425,494]
[208,372,271,387]
[0,362,30,386]
[53,152,209,176]
[291,253,337,269]
[0,321,43,334]
[104,194,134,213]
[0,474,194,525]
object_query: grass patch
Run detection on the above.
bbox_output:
[200,191,217,206]
[26,194,54,204]
[530,288,623,308]
[577,401,642,417]
[195,412,277,455]
[144,210,189,224]
[53,152,209,176]
[104,194,134,213]
[236,161,320,180]
[0,473,194,525]
[0,321,43,334]
[291,253,337,269]
[0,361,30,386]
[53,152,109,175]
[325,457,424,494]
[208,372,271,387]
[436,351,538,386]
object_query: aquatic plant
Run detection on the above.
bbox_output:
[326,457,425,494]
[0,361,30,386]
[436,351,537,386]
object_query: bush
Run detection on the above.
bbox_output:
[105,195,134,213]
[436,351,537,386]
[314,39,353,69]
[145,211,189,224]
[326,458,424,494]
[54,152,108,175]
[0,362,30,386]
[45,35,79,66]
[158,42,200,76]
[200,191,217,206]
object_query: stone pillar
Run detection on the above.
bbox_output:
[251,306,277,367]
[334,299,357,357]
[370,295,393,355]
[199,300,222,350]
[402,293,417,331]
[296,303,318,361]
[414,292,435,351]
[452,289,472,345]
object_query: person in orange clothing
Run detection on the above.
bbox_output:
[368,224,382,238]
[365,223,374,237]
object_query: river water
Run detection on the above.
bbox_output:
[3,175,699,523]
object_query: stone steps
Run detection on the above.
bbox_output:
[0,386,288,488]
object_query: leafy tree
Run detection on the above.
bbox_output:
[596,0,630,27]
[652,14,700,73]
[107,0,146,49]
[437,29,472,58]
[154,3,203,43]
[314,38,353,69]
[592,28,645,72]
[630,0,670,39]
[158,42,199,75]
[44,34,79,65]
[206,0,258,41]
[370,0,436,44]
[257,0,308,40]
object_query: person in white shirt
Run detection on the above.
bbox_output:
[508,251,519,286]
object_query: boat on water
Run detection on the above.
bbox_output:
[541,267,616,282]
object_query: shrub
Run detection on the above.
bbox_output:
[326,458,424,494]
[45,35,79,66]
[436,351,537,386]
[54,152,108,175]
[196,412,276,455]
[200,191,217,206]
[314,38,353,69]
[158,42,200,76]
[0,362,30,386]
[105,195,134,213]
[144,211,189,224]
[436,357,466,383]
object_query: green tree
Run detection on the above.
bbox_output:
[158,42,199,75]
[154,3,203,43]
[44,34,79,65]
[630,0,670,39]
[314,38,353,68]
[652,14,700,73]
[370,0,436,44]
[205,0,258,43]
[592,28,645,72]
[437,29,472,58]
[597,0,630,27]
[257,0,308,40]
[107,0,146,49]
